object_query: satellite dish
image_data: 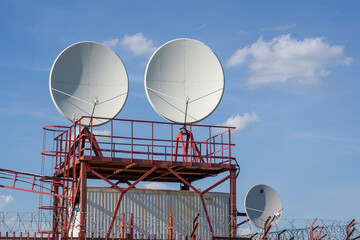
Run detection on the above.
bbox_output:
[144,38,224,123]
[49,41,129,126]
[244,184,283,229]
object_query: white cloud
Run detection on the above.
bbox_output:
[262,23,296,32]
[92,129,111,143]
[227,46,250,67]
[273,23,296,31]
[93,129,111,136]
[196,24,207,30]
[227,34,353,88]
[5,216,17,225]
[238,30,249,36]
[102,38,120,48]
[0,195,14,209]
[121,33,157,57]
[218,112,259,133]
[143,182,174,190]
[344,150,353,155]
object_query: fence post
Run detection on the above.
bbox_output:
[120,213,125,238]
[165,215,174,240]
[129,213,134,239]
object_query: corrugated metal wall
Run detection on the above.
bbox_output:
[78,187,230,238]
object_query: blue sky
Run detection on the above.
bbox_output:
[0,0,359,225]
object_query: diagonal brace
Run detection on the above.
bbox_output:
[167,168,214,235]
[106,166,158,239]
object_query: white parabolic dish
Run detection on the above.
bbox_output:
[244,184,283,229]
[49,41,129,126]
[144,39,224,123]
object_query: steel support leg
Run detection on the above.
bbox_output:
[66,176,81,235]
[53,183,59,240]
[79,161,87,240]
[230,169,237,237]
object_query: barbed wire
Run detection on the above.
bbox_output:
[0,211,358,239]
[0,211,52,233]
[237,218,360,239]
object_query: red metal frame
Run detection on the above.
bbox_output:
[0,168,72,199]
[165,215,174,240]
[346,219,360,240]
[309,218,327,240]
[173,129,204,163]
[0,117,238,239]
[106,166,158,239]
[260,216,272,240]
[191,214,200,240]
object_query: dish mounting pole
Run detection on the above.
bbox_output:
[172,97,205,163]
[88,98,98,126]
[182,97,190,132]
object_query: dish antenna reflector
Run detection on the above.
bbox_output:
[144,38,224,123]
[244,184,283,229]
[49,41,129,126]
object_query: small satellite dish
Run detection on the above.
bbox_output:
[144,38,224,123]
[244,184,283,229]
[49,41,129,126]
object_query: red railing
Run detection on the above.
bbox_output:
[42,117,236,169]
[0,168,72,199]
